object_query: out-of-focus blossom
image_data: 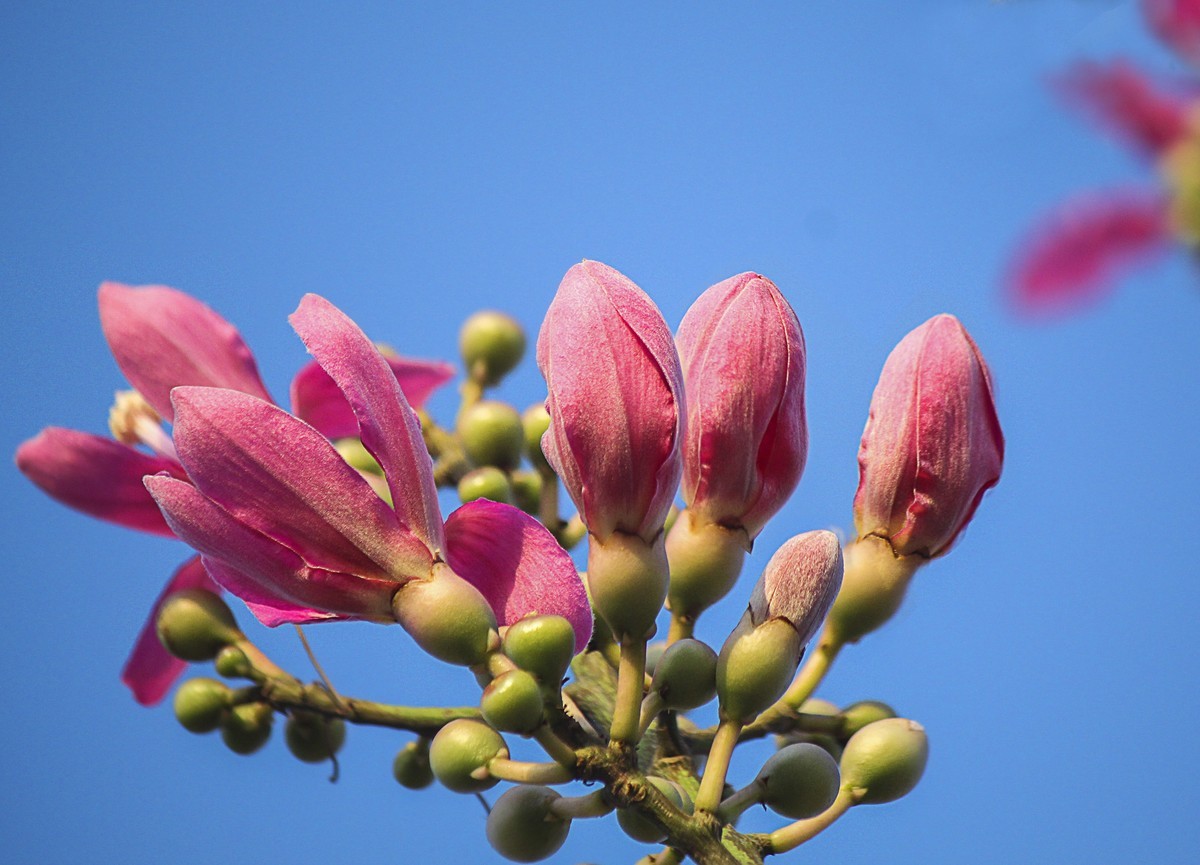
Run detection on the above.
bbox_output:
[854,315,1004,559]
[1144,0,1200,69]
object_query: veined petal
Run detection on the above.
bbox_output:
[170,387,432,579]
[444,499,592,652]
[201,557,347,627]
[1143,0,1200,69]
[121,556,217,706]
[15,427,186,536]
[289,295,446,554]
[748,531,843,646]
[290,354,455,440]
[146,475,399,622]
[1009,192,1172,315]
[98,282,272,422]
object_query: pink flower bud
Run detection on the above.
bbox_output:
[536,260,684,543]
[676,272,807,539]
[854,315,1004,558]
[747,530,843,645]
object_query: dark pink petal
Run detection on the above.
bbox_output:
[289,295,446,554]
[171,387,433,579]
[444,499,592,652]
[98,282,272,422]
[536,261,684,542]
[146,475,399,622]
[121,556,217,706]
[291,355,455,440]
[1055,61,1192,158]
[677,274,807,539]
[1143,0,1200,68]
[1009,192,1173,315]
[201,557,347,626]
[15,427,186,536]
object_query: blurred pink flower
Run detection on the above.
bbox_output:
[1144,0,1200,69]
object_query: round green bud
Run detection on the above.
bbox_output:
[457,466,513,504]
[214,645,252,679]
[502,615,577,685]
[220,702,273,755]
[429,719,508,793]
[156,589,241,662]
[645,641,667,677]
[486,785,570,862]
[827,537,920,644]
[521,404,552,471]
[650,638,718,711]
[393,740,434,790]
[617,776,684,843]
[840,718,929,804]
[334,438,382,474]
[665,514,748,621]
[460,311,526,386]
[509,469,543,513]
[756,743,841,819]
[285,714,347,763]
[716,617,803,724]
[840,700,897,738]
[481,670,544,734]
[392,567,497,667]
[800,698,840,716]
[173,677,231,734]
[586,532,669,641]
[458,400,525,470]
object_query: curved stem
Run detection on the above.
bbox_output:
[485,756,574,785]
[549,790,614,820]
[766,786,860,854]
[667,611,694,644]
[637,691,666,739]
[610,638,648,747]
[635,848,683,865]
[717,779,764,823]
[695,718,742,814]
[533,724,579,769]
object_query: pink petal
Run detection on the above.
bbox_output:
[1055,61,1192,158]
[98,282,272,422]
[15,427,186,536]
[1143,0,1200,68]
[1009,192,1173,315]
[536,261,684,542]
[291,355,455,440]
[121,556,218,706]
[146,475,398,623]
[677,273,807,539]
[444,499,593,653]
[202,557,346,626]
[289,295,446,554]
[170,387,433,580]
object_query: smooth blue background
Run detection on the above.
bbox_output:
[2,2,1197,863]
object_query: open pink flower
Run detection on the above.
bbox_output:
[854,315,1004,559]
[675,273,807,541]
[146,294,592,655]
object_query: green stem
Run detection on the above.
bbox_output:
[635,848,683,865]
[486,756,573,785]
[610,639,648,748]
[717,780,764,823]
[695,719,742,814]
[765,785,860,854]
[637,691,666,739]
[666,611,694,644]
[533,724,579,769]
[548,790,614,820]
[258,677,480,736]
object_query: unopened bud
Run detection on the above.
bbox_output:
[756,742,841,819]
[486,785,570,862]
[214,645,252,679]
[826,536,920,644]
[502,615,576,685]
[840,718,928,804]
[509,469,543,513]
[173,677,231,733]
[586,531,669,641]
[650,638,717,711]
[285,713,347,763]
[429,719,508,793]
[522,404,552,472]
[393,739,434,789]
[392,566,497,666]
[617,776,685,843]
[717,616,802,724]
[458,466,513,504]
[840,700,897,738]
[665,512,748,621]
[220,702,273,755]
[461,311,526,386]
[481,670,544,734]
[459,401,525,470]
[156,589,241,662]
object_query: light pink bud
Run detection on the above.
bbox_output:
[854,315,1004,558]
[677,273,807,539]
[747,530,843,646]
[536,261,684,543]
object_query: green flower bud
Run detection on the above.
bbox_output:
[461,311,526,386]
[617,776,684,843]
[481,670,544,734]
[840,718,928,804]
[285,713,347,763]
[429,719,508,793]
[510,469,543,513]
[173,677,231,734]
[392,740,434,790]
[756,743,841,819]
[650,638,717,711]
[457,466,513,504]
[774,699,843,760]
[156,589,242,662]
[392,566,497,667]
[665,513,748,621]
[220,702,273,755]
[502,615,577,685]
[645,641,667,677]
[458,400,525,470]
[213,645,252,679]
[586,532,669,641]
[716,617,802,724]
[334,438,382,474]
[521,404,552,471]
[486,785,570,862]
[840,700,897,738]
[826,537,921,644]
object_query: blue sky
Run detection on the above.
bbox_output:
[3,2,1198,863]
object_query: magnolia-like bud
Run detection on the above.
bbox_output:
[457,466,514,505]
[617,776,686,843]
[429,719,508,793]
[676,273,808,539]
[393,739,435,789]
[502,615,577,685]
[460,310,526,386]
[458,401,525,471]
[173,677,231,734]
[855,314,1003,559]
[486,785,570,863]
[826,535,921,644]
[521,404,552,472]
[221,702,273,755]
[840,718,929,804]
[665,512,748,623]
[649,638,718,712]
[756,742,841,819]
[840,700,897,738]
[156,589,242,662]
[586,531,669,640]
[391,565,498,667]
[481,670,544,734]
[285,713,347,763]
